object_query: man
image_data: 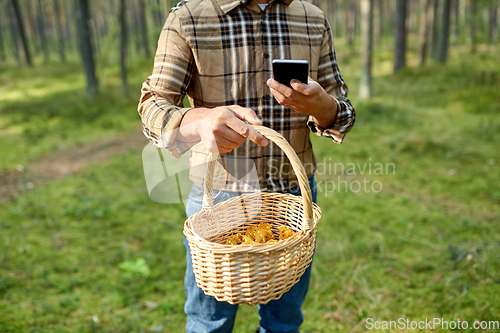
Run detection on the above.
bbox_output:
[138,0,355,332]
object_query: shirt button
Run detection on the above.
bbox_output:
[264,95,270,100]
[264,53,269,59]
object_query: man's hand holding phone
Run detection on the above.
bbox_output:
[268,59,338,129]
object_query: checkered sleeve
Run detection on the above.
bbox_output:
[307,15,356,144]
[138,12,195,158]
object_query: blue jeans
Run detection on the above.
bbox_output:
[183,176,317,333]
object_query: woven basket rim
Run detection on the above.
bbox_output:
[184,192,321,254]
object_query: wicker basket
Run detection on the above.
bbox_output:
[183,125,322,305]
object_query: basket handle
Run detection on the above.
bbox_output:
[202,125,313,231]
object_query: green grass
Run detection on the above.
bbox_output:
[0,58,153,170]
[0,41,499,332]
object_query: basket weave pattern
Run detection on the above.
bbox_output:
[183,126,322,305]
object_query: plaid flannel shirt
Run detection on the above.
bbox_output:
[138,0,355,192]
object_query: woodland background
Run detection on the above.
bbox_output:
[0,0,499,332]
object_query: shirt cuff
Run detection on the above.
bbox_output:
[307,98,354,144]
[156,107,199,159]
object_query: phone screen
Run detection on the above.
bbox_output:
[272,59,309,88]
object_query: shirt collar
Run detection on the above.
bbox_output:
[216,0,293,14]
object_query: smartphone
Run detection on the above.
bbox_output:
[272,59,309,88]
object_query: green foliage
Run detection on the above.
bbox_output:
[119,258,151,279]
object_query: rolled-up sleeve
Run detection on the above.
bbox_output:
[137,12,195,158]
[307,15,356,144]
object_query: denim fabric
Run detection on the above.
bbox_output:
[184,176,317,333]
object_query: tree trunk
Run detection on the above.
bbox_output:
[90,13,100,60]
[96,6,108,37]
[489,0,498,45]
[24,0,38,53]
[407,0,416,33]
[386,1,391,32]
[131,0,143,59]
[0,19,6,61]
[8,2,21,63]
[374,0,380,44]
[52,0,66,62]
[10,0,32,66]
[359,0,373,99]
[452,0,459,44]
[336,0,342,38]
[37,0,50,63]
[469,0,476,53]
[379,0,384,41]
[119,0,129,93]
[349,0,357,50]
[354,0,359,39]
[152,0,163,28]
[438,0,451,63]
[430,0,439,59]
[344,0,350,41]
[418,0,432,66]
[137,0,151,58]
[393,0,406,73]
[63,0,72,48]
[374,0,384,44]
[76,0,98,98]
[328,0,337,36]
[44,0,55,44]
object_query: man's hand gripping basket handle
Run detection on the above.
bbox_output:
[201,125,313,231]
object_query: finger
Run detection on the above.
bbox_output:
[212,116,247,148]
[290,79,313,96]
[269,87,288,106]
[202,116,241,153]
[215,134,241,149]
[267,78,295,98]
[204,128,234,153]
[216,124,247,145]
[225,115,269,147]
[245,125,269,147]
[217,145,233,154]
[229,105,263,125]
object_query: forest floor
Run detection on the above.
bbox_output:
[0,43,499,332]
[0,131,147,201]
